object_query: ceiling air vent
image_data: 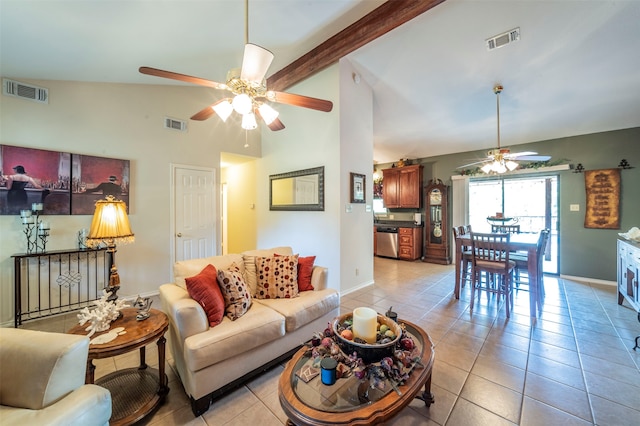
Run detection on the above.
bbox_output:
[486,27,520,51]
[2,78,49,104]
[164,117,187,132]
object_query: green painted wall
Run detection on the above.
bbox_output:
[399,127,640,282]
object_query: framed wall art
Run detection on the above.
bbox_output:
[350,172,366,203]
[0,144,130,215]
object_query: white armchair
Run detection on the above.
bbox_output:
[0,328,112,426]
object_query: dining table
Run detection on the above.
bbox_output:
[454,231,542,317]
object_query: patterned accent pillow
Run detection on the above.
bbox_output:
[216,263,252,320]
[255,255,299,299]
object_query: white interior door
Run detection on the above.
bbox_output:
[172,165,216,263]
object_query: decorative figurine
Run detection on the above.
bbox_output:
[77,290,129,337]
[134,295,153,321]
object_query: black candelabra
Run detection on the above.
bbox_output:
[20,203,50,254]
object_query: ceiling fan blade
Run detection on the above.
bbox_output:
[266,117,285,131]
[240,44,274,84]
[139,66,227,90]
[503,151,537,158]
[263,91,333,112]
[457,159,490,169]
[514,155,551,162]
[255,107,285,131]
[190,104,218,121]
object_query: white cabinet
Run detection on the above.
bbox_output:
[617,238,640,312]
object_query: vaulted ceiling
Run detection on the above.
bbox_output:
[2,1,639,165]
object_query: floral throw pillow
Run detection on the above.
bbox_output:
[216,263,252,320]
[255,254,299,299]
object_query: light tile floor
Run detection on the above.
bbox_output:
[21,257,640,425]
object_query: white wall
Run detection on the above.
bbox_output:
[338,58,374,293]
[0,79,256,325]
[257,65,342,290]
[257,60,375,293]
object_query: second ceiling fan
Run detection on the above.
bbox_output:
[139,0,333,131]
[459,84,550,173]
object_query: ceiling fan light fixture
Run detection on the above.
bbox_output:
[258,103,279,125]
[232,93,253,115]
[213,99,233,122]
[241,112,258,130]
[240,44,274,84]
[506,160,519,171]
[481,163,493,174]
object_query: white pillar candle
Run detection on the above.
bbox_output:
[20,210,32,218]
[352,307,378,344]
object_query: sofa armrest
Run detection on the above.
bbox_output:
[0,384,112,426]
[159,283,209,341]
[311,266,328,291]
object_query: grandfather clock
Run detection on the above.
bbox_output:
[423,179,451,264]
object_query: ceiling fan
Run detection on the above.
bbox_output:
[458,84,550,173]
[138,0,332,131]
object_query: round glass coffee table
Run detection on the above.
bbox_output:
[279,319,434,425]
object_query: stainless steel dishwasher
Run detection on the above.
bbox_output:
[376,226,398,258]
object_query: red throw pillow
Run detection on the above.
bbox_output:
[185,264,225,327]
[297,255,316,291]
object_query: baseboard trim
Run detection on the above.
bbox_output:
[341,279,375,296]
[560,274,616,287]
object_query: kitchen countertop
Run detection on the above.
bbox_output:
[375,220,423,228]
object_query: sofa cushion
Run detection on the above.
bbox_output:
[255,288,340,333]
[217,265,252,320]
[297,255,316,291]
[241,247,293,296]
[255,254,299,299]
[183,302,285,370]
[174,254,244,289]
[185,264,225,327]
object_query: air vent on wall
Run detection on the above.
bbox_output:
[2,78,49,103]
[486,27,520,51]
[164,117,187,132]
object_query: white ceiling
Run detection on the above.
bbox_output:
[2,1,639,165]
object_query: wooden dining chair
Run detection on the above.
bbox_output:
[470,232,516,317]
[491,224,521,234]
[511,229,550,311]
[452,226,473,289]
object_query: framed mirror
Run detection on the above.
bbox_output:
[270,166,324,211]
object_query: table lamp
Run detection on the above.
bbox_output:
[86,195,134,303]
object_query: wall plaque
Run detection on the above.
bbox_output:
[584,168,620,229]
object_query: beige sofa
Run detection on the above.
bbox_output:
[0,328,112,426]
[159,247,340,416]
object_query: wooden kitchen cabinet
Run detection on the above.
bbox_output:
[617,238,640,312]
[382,164,423,208]
[398,227,422,260]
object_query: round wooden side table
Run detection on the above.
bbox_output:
[68,307,169,425]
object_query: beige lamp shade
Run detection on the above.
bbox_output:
[86,196,134,246]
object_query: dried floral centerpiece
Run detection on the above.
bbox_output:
[304,312,421,395]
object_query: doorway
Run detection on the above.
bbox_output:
[171,164,217,264]
[468,175,559,274]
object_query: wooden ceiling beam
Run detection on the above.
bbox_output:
[267,0,447,91]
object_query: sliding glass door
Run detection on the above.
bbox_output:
[469,175,558,274]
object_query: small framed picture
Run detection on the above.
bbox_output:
[350,172,366,203]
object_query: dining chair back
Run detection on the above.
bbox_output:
[470,232,516,317]
[491,224,521,234]
[452,226,472,289]
[511,229,551,313]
